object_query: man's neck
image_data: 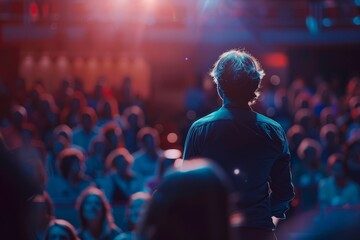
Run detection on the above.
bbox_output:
[223,98,250,110]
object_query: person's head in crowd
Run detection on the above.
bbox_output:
[274,88,290,111]
[146,149,183,193]
[320,107,337,126]
[103,123,123,152]
[297,138,322,169]
[345,77,360,98]
[59,78,72,93]
[50,135,69,157]
[348,95,360,109]
[123,105,145,129]
[28,83,45,106]
[137,158,233,240]
[30,192,55,237]
[53,124,73,144]
[76,187,119,238]
[97,96,119,120]
[94,80,105,99]
[347,138,360,164]
[44,219,79,240]
[287,124,306,152]
[11,104,27,130]
[294,109,315,130]
[210,49,265,106]
[320,124,340,148]
[315,82,333,105]
[40,94,59,115]
[21,122,38,144]
[61,91,87,128]
[126,192,151,231]
[69,91,87,112]
[80,107,98,133]
[106,148,134,177]
[55,79,74,108]
[74,77,84,92]
[288,78,307,105]
[57,148,85,180]
[350,106,360,126]
[326,153,348,180]
[88,136,106,156]
[137,127,160,155]
[294,92,312,110]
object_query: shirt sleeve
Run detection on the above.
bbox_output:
[269,127,295,219]
[183,125,200,160]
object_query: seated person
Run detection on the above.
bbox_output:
[319,153,360,208]
[137,158,233,240]
[46,148,93,203]
[76,187,122,240]
[44,219,79,240]
[96,148,143,203]
[115,192,151,240]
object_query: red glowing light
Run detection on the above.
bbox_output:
[263,52,288,68]
[30,2,39,19]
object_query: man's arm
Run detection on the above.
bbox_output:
[183,125,200,160]
[269,130,295,219]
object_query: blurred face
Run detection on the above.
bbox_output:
[103,102,112,117]
[82,194,103,221]
[69,159,82,177]
[128,114,138,127]
[48,226,70,240]
[129,198,147,224]
[13,111,24,127]
[325,132,337,146]
[114,156,128,175]
[54,141,65,155]
[304,147,317,164]
[81,114,92,130]
[143,135,155,152]
[93,141,105,154]
[107,131,119,148]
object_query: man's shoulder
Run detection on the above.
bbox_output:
[191,108,229,128]
[255,112,282,129]
[191,107,282,129]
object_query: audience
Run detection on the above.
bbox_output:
[1,70,360,239]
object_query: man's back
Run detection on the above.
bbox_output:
[184,104,294,230]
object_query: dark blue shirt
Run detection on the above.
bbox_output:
[183,104,295,230]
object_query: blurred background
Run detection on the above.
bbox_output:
[1,0,360,239]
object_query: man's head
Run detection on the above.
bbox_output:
[210,49,265,105]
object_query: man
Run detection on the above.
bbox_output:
[183,49,294,240]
